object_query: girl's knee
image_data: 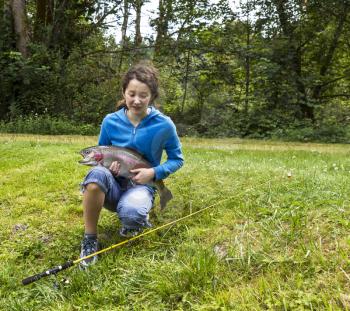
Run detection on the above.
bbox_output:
[117,186,154,228]
[85,183,103,193]
[81,167,113,194]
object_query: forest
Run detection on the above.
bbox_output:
[1,0,349,142]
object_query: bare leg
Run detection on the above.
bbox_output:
[83,183,105,235]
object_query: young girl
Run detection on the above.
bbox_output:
[79,62,184,268]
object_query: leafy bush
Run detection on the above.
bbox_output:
[176,116,350,144]
[0,114,99,136]
[270,120,350,143]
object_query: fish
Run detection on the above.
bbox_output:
[79,145,173,209]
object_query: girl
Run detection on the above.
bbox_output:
[79,62,184,268]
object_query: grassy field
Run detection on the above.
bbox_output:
[1,134,350,310]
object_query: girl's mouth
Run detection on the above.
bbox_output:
[131,106,143,110]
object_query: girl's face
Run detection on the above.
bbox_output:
[123,79,152,118]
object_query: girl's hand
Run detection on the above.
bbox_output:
[109,161,121,176]
[130,168,155,184]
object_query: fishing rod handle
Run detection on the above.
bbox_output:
[22,260,74,285]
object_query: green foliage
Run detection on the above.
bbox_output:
[0,48,59,117]
[1,0,349,142]
[0,34,120,125]
[271,122,350,143]
[0,114,98,135]
[175,121,350,145]
[62,38,121,124]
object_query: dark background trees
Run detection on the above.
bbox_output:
[1,0,349,142]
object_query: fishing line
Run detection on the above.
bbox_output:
[21,195,236,286]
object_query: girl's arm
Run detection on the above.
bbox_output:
[153,125,184,180]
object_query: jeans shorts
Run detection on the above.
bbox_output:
[81,166,155,230]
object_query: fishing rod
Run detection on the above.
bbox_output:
[22,196,236,286]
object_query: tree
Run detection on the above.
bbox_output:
[154,0,172,55]
[133,0,143,48]
[118,0,130,73]
[311,0,350,103]
[34,0,53,43]
[10,0,29,57]
[120,0,130,47]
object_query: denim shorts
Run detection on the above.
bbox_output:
[81,166,155,229]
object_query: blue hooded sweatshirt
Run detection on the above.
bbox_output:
[98,107,184,181]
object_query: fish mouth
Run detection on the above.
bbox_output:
[78,158,97,166]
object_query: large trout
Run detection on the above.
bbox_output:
[79,145,173,209]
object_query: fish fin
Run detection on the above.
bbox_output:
[155,180,173,210]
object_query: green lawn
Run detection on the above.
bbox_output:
[1,134,350,310]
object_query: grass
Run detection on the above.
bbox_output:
[1,133,350,310]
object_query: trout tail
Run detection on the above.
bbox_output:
[155,180,173,210]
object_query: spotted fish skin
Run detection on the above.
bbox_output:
[79,145,173,209]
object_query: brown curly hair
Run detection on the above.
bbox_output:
[117,61,159,110]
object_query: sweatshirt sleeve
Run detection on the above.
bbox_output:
[153,123,184,180]
[98,117,111,145]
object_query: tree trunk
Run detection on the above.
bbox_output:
[155,0,165,54]
[118,0,129,74]
[244,12,250,116]
[34,0,53,42]
[36,0,46,25]
[134,0,143,48]
[121,0,129,46]
[10,0,28,57]
[181,50,191,115]
[50,0,69,50]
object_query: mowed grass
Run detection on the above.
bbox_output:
[1,134,350,310]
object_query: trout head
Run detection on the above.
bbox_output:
[79,146,103,166]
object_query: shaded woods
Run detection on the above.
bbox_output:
[1,0,349,142]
